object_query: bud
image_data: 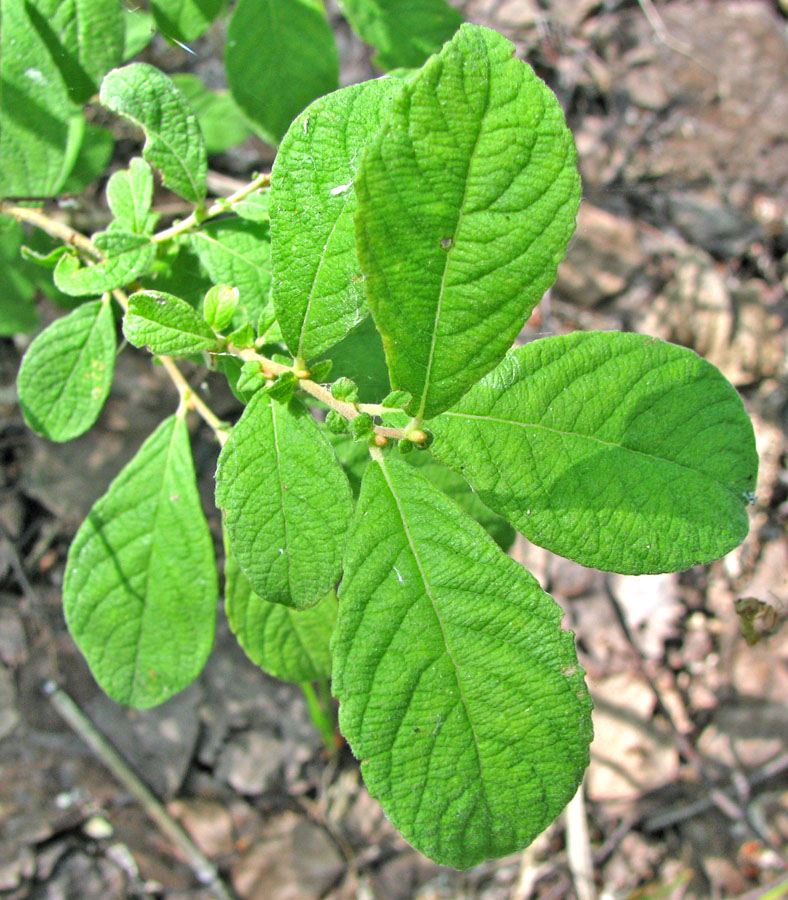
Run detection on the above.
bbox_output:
[203,284,239,331]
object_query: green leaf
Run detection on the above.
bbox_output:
[124,290,220,357]
[26,0,125,105]
[216,392,353,610]
[0,0,79,197]
[62,124,114,194]
[337,0,463,70]
[317,315,390,403]
[107,158,155,234]
[429,332,759,574]
[233,189,270,224]
[100,63,207,203]
[64,415,218,708]
[151,0,225,43]
[17,299,116,441]
[171,74,251,155]
[226,0,339,146]
[53,232,155,296]
[225,546,336,681]
[332,455,592,868]
[355,24,580,420]
[271,77,402,361]
[0,217,38,335]
[190,219,272,328]
[122,8,155,59]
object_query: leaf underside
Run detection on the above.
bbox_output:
[332,455,592,869]
[430,331,759,574]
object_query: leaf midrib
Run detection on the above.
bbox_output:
[376,456,491,823]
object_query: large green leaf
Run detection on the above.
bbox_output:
[53,231,155,296]
[430,332,759,574]
[150,0,225,44]
[271,77,401,362]
[64,415,218,708]
[190,219,272,329]
[0,0,81,197]
[17,299,116,442]
[337,0,463,70]
[124,290,220,357]
[225,546,336,681]
[355,24,580,420]
[216,392,353,609]
[171,74,251,155]
[225,0,339,146]
[332,455,592,868]
[100,63,207,203]
[27,0,125,104]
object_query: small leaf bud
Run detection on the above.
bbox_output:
[398,438,415,455]
[227,322,255,349]
[236,360,266,393]
[325,410,349,434]
[331,377,359,404]
[203,284,239,331]
[265,370,296,403]
[349,412,374,442]
[374,433,388,447]
[406,428,428,444]
[308,359,333,382]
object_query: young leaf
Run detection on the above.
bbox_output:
[215,392,353,610]
[26,0,125,105]
[429,332,759,574]
[17,299,115,442]
[150,0,225,44]
[53,232,155,296]
[337,0,463,70]
[171,74,252,155]
[190,219,272,328]
[355,24,580,419]
[107,158,155,235]
[225,546,336,681]
[124,290,220,356]
[63,415,218,708]
[0,0,80,197]
[100,63,207,203]
[332,455,592,868]
[226,0,339,146]
[271,77,402,361]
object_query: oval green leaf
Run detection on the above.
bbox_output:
[332,455,592,868]
[64,415,218,708]
[355,24,580,420]
[226,0,339,146]
[216,392,353,609]
[18,299,116,442]
[429,331,759,574]
[125,290,220,356]
[271,77,402,362]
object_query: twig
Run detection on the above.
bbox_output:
[565,786,597,900]
[43,680,238,900]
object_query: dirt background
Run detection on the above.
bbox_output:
[1,1,787,898]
